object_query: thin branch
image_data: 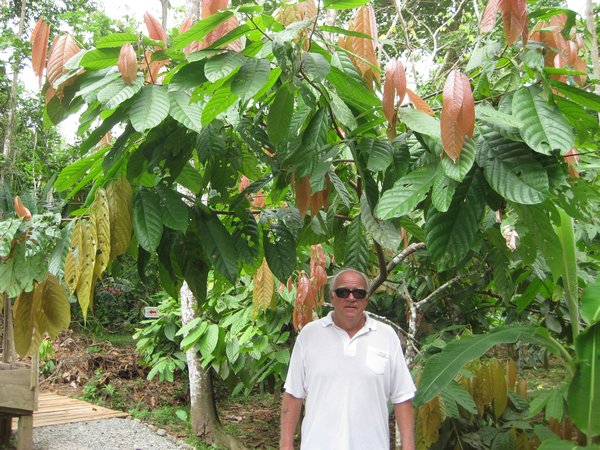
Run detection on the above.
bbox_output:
[369,242,426,294]
[416,275,461,308]
[374,242,388,282]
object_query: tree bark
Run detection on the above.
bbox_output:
[160,0,169,31]
[585,0,599,97]
[1,0,27,184]
[180,282,245,449]
[186,0,200,20]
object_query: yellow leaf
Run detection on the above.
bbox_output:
[416,397,443,449]
[13,290,34,356]
[106,178,133,260]
[75,218,97,321]
[252,258,275,316]
[506,358,517,390]
[30,280,47,354]
[41,274,70,338]
[491,359,508,419]
[64,218,82,292]
[91,188,111,279]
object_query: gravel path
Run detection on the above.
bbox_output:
[32,417,193,450]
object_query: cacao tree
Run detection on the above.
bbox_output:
[16,0,600,446]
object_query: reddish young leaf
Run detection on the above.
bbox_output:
[382,58,407,125]
[573,55,587,86]
[406,88,434,116]
[201,0,229,17]
[295,175,311,217]
[239,175,251,192]
[13,196,32,221]
[118,43,137,85]
[564,148,580,177]
[500,0,528,45]
[30,18,50,88]
[144,12,168,47]
[342,4,380,88]
[480,0,501,33]
[442,70,464,121]
[441,71,473,162]
[457,75,475,139]
[253,191,266,208]
[46,34,80,87]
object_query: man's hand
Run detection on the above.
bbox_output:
[394,400,415,450]
[280,392,303,450]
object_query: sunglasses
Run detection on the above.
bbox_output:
[334,288,368,299]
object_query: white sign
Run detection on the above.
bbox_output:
[144,306,160,318]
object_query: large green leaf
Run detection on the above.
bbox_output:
[129,85,170,132]
[327,66,379,109]
[267,82,295,147]
[399,108,441,139]
[133,189,164,253]
[359,139,394,172]
[477,126,549,204]
[550,80,600,112]
[156,187,189,232]
[169,90,202,133]
[513,86,575,155]
[0,219,22,258]
[442,138,476,182]
[97,75,144,110]
[555,208,580,343]
[567,323,600,437]
[54,149,105,192]
[231,57,271,101]
[415,325,557,405]
[326,88,357,130]
[514,204,562,281]
[201,85,238,126]
[431,171,458,213]
[194,208,239,284]
[360,195,401,251]
[344,217,369,273]
[537,440,587,450]
[95,32,138,48]
[425,171,486,268]
[80,48,120,69]
[204,52,246,83]
[302,52,330,82]
[581,277,600,325]
[375,164,438,220]
[263,220,296,282]
[324,0,371,8]
[199,323,220,359]
[173,11,234,50]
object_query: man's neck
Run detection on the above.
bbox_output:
[332,313,366,338]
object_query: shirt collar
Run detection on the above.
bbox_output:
[322,311,378,331]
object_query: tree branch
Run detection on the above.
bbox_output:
[415,275,461,309]
[369,242,426,294]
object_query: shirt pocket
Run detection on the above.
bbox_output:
[365,346,389,375]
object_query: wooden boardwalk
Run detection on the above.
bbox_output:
[13,392,128,428]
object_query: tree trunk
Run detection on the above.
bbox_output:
[186,0,200,20]
[585,0,599,97]
[160,0,169,31]
[1,0,27,184]
[180,281,246,449]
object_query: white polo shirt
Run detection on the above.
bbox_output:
[284,312,416,450]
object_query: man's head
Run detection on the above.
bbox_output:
[329,269,370,324]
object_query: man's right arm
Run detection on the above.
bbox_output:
[280,392,303,450]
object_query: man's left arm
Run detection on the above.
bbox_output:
[394,399,415,450]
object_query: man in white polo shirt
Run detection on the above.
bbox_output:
[280,268,416,450]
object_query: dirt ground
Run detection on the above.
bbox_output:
[36,331,281,449]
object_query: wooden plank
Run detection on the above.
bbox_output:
[11,393,128,428]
